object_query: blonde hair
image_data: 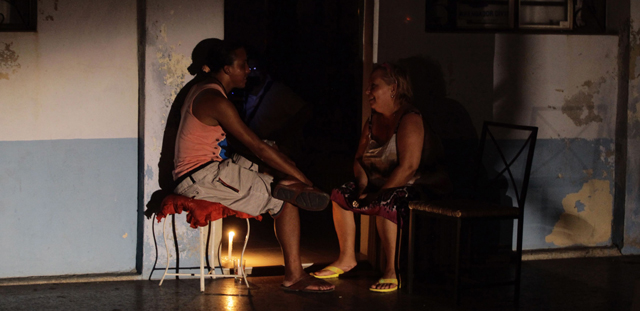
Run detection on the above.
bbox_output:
[372,62,413,105]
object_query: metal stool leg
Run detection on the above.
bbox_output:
[159,216,171,286]
[156,214,249,291]
[239,218,251,287]
[200,226,205,292]
[206,220,214,274]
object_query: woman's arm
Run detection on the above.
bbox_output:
[354,121,371,196]
[379,113,424,190]
[193,91,312,185]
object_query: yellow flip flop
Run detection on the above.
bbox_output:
[310,266,345,279]
[369,278,398,292]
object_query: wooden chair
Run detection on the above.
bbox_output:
[399,121,538,304]
[149,194,260,292]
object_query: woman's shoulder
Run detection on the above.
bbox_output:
[194,81,227,97]
[399,105,423,125]
[401,105,422,117]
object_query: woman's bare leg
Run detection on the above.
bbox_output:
[313,201,358,276]
[276,202,334,291]
[371,216,398,290]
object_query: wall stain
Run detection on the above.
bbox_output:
[38,0,57,22]
[155,24,190,106]
[583,169,593,178]
[562,78,605,126]
[0,42,21,80]
[599,144,615,168]
[545,179,613,247]
[145,164,155,181]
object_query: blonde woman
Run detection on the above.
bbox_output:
[313,63,451,292]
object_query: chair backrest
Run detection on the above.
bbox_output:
[474,122,538,210]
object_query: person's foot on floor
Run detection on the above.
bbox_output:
[370,271,398,291]
[312,258,357,278]
[282,274,335,293]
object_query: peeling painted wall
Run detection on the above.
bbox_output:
[379,0,621,251]
[546,179,613,247]
[562,79,606,126]
[142,0,225,278]
[0,42,21,80]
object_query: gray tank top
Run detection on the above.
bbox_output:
[360,110,452,196]
[361,111,421,190]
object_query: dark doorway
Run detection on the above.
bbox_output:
[222,0,363,269]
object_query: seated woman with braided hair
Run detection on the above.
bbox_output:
[173,38,333,293]
[312,62,452,292]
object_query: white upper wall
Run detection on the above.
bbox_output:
[493,34,618,140]
[377,0,618,140]
[0,0,138,141]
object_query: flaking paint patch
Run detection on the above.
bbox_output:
[584,169,593,178]
[0,42,21,80]
[156,25,190,105]
[38,0,56,22]
[545,179,613,247]
[562,78,605,126]
[599,144,615,168]
[145,164,154,181]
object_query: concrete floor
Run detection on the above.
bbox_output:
[1,256,639,311]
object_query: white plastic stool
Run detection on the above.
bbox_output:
[158,217,251,292]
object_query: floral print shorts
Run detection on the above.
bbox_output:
[330,181,422,225]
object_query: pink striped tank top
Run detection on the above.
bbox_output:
[173,82,229,180]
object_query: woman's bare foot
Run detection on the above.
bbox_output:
[370,270,397,290]
[282,274,335,293]
[312,258,357,278]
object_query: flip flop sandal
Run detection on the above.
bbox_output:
[311,266,345,279]
[273,183,331,211]
[369,278,399,293]
[281,275,335,293]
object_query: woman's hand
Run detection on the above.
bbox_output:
[357,192,376,208]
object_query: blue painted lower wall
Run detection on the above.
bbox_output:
[520,138,616,249]
[0,138,138,278]
[0,136,627,279]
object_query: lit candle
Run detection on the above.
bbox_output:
[228,231,235,258]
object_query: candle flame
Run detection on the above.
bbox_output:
[229,231,235,238]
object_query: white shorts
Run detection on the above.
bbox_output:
[173,154,284,217]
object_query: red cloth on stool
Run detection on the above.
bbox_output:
[156,194,262,228]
